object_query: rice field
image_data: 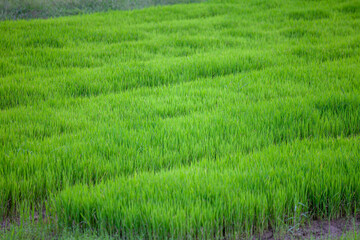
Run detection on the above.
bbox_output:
[1,0,360,238]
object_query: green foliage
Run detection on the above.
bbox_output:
[1,0,360,238]
[55,139,360,238]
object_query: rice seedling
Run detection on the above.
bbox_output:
[1,0,359,238]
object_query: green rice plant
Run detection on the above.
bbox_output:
[54,138,360,238]
[0,0,360,238]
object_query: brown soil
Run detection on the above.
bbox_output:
[2,214,360,239]
[258,215,360,240]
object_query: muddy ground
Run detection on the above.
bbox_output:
[2,215,360,239]
[257,215,360,240]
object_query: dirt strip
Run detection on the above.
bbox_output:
[2,215,360,239]
[258,215,360,240]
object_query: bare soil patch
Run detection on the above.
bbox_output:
[258,215,360,240]
[2,214,360,239]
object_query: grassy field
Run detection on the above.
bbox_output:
[1,0,360,238]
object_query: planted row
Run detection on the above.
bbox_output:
[54,138,360,238]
